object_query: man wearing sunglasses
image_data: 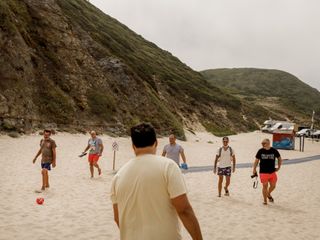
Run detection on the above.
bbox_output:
[253,138,282,205]
[213,136,236,197]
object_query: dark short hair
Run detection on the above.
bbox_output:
[44,129,52,134]
[222,136,229,141]
[131,123,157,148]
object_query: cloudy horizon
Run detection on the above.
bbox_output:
[91,0,320,90]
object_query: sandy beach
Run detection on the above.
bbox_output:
[0,131,319,240]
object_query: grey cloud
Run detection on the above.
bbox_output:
[91,0,320,90]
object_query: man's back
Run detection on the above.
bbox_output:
[111,154,187,240]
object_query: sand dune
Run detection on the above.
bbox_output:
[0,131,319,240]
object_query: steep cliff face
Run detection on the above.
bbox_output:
[0,0,259,137]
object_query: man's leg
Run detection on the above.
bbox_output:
[267,182,276,202]
[225,176,231,196]
[267,173,277,201]
[93,161,101,175]
[46,171,49,188]
[89,163,94,178]
[41,169,47,190]
[218,175,223,197]
[262,183,269,204]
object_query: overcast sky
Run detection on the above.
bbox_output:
[91,0,320,90]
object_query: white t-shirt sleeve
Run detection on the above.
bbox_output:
[166,162,187,199]
[110,175,118,204]
[179,145,184,153]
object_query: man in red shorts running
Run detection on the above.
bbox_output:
[253,138,282,205]
[82,131,104,178]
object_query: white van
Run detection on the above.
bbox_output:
[269,122,295,133]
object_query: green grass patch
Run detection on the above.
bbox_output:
[87,90,116,121]
[202,122,236,137]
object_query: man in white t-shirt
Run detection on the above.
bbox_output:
[213,136,236,197]
[162,134,187,168]
[110,123,202,240]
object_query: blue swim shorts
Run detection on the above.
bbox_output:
[41,162,51,171]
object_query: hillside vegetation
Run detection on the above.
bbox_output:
[1,0,260,137]
[201,68,320,126]
[2,1,317,137]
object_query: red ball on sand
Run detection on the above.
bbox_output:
[36,197,44,205]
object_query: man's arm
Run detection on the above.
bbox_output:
[52,147,56,168]
[253,158,259,174]
[161,150,166,157]
[83,144,90,153]
[33,148,42,163]
[232,155,236,173]
[213,155,219,174]
[99,142,104,156]
[171,194,203,240]
[276,156,282,171]
[180,150,187,163]
[113,204,119,227]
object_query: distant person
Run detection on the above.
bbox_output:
[110,123,202,240]
[33,129,57,192]
[162,134,187,169]
[82,131,104,178]
[253,138,282,205]
[213,136,236,197]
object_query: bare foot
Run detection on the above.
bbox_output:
[35,187,45,193]
[98,168,102,175]
[267,196,274,203]
[224,187,229,196]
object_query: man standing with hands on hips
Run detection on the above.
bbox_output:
[253,138,282,205]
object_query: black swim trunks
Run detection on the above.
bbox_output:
[218,167,231,176]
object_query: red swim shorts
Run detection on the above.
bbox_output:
[88,154,100,163]
[259,172,277,184]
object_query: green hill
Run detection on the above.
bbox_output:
[201,68,320,126]
[0,0,263,137]
[4,1,314,137]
